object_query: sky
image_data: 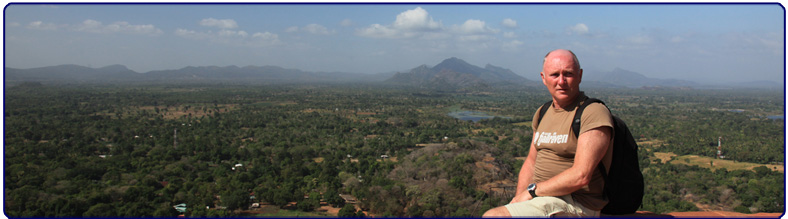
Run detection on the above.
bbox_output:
[3,3,785,84]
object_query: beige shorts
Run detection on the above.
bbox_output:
[504,195,600,217]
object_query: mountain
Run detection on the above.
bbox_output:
[583,68,699,88]
[144,65,389,83]
[719,80,783,90]
[5,64,140,83]
[5,64,389,84]
[6,63,779,89]
[386,57,532,88]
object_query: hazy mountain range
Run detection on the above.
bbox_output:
[5,64,392,84]
[386,57,535,89]
[5,58,782,89]
[583,67,699,88]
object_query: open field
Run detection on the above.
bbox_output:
[653,152,677,164]
[241,205,333,217]
[659,153,784,173]
[137,104,238,119]
[512,121,532,127]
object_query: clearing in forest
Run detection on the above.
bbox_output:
[666,154,783,173]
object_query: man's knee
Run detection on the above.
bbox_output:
[482,206,511,217]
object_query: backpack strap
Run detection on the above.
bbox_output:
[536,97,615,200]
[573,98,612,188]
[536,100,553,127]
[571,98,605,138]
[538,97,606,138]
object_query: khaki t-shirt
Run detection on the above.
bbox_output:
[531,95,614,210]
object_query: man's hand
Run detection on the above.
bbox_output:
[509,191,533,204]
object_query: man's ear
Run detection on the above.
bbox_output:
[577,69,583,83]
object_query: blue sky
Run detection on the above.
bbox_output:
[4,3,784,83]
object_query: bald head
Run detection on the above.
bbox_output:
[540,49,583,108]
[543,49,581,70]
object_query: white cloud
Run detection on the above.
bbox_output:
[456,19,484,34]
[502,18,517,28]
[77,19,102,31]
[502,40,524,51]
[454,19,499,35]
[253,32,278,40]
[357,24,398,38]
[305,24,334,35]
[356,6,515,54]
[74,19,163,35]
[448,19,500,43]
[179,17,279,46]
[218,29,249,38]
[393,7,442,31]
[175,28,208,40]
[175,28,280,47]
[285,24,334,35]
[287,24,334,35]
[503,31,517,38]
[340,19,353,27]
[251,32,281,46]
[357,7,444,39]
[567,23,589,35]
[27,21,58,30]
[200,18,238,29]
[175,28,196,36]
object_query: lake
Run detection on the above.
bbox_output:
[728,109,783,120]
[447,110,509,122]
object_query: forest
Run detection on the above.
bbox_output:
[4,82,784,217]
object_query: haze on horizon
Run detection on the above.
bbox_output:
[4,3,784,84]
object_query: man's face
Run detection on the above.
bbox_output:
[541,51,582,105]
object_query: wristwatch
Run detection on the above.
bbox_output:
[527,183,538,198]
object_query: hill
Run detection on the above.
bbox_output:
[5,64,389,84]
[5,63,781,90]
[5,64,139,83]
[386,57,533,89]
[583,68,699,88]
[379,140,516,216]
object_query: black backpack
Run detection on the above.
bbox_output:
[537,98,644,215]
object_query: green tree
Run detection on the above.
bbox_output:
[297,192,321,212]
[338,204,359,217]
[83,203,115,217]
[221,189,249,211]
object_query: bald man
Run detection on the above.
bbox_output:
[483,49,614,217]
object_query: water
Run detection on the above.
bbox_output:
[448,110,508,122]
[728,109,783,120]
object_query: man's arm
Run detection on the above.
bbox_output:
[510,132,538,203]
[512,126,611,202]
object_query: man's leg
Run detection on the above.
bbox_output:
[482,206,511,217]
[485,196,593,217]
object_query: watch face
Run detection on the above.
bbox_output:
[528,183,536,190]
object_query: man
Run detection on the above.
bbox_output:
[483,49,614,217]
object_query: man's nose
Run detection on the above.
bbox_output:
[557,75,566,84]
